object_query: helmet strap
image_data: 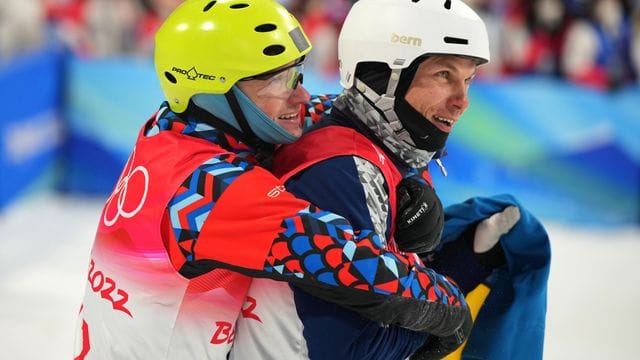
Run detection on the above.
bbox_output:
[224,91,274,168]
[354,68,413,144]
[225,91,258,142]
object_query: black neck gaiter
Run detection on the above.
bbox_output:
[394,97,449,152]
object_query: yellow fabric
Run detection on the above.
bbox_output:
[443,283,491,360]
[154,0,312,112]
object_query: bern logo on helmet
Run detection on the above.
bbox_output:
[391,33,422,47]
[171,66,217,81]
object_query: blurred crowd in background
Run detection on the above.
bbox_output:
[1,0,639,91]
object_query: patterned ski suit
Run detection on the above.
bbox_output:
[74,102,467,359]
[230,95,468,359]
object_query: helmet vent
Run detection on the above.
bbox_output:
[229,3,249,9]
[444,36,468,45]
[255,24,277,33]
[444,0,451,9]
[203,1,216,11]
[263,45,285,56]
[164,72,177,84]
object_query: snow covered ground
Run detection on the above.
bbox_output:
[0,194,638,359]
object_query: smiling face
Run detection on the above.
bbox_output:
[236,62,310,138]
[404,55,478,134]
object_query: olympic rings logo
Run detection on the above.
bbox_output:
[103,147,149,227]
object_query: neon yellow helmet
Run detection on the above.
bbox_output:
[154,0,312,113]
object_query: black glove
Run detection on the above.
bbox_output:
[395,177,444,253]
[410,308,473,360]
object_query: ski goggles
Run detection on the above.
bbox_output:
[241,60,305,98]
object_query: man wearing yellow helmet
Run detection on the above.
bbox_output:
[74,1,471,358]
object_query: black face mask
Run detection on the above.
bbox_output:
[356,60,449,152]
[394,96,449,152]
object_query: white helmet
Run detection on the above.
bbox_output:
[336,0,490,158]
[339,0,490,89]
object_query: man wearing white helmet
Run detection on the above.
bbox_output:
[233,0,550,359]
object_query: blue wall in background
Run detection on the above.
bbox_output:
[1,51,638,226]
[61,56,163,194]
[0,47,65,210]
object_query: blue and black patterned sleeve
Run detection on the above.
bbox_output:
[163,153,468,336]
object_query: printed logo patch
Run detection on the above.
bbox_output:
[103,147,149,226]
[171,66,217,81]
